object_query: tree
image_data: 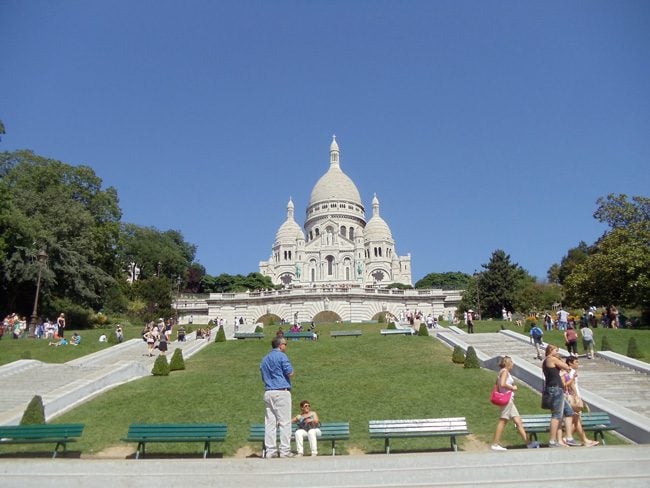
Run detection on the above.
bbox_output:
[463,250,529,319]
[201,272,275,293]
[0,150,121,315]
[415,272,471,290]
[550,241,592,285]
[117,223,196,281]
[0,120,5,141]
[564,194,650,321]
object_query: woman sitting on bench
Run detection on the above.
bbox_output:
[292,400,321,456]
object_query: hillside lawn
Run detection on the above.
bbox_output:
[1,321,643,457]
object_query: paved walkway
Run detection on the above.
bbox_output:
[2,446,650,487]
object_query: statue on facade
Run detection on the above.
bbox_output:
[295,263,301,278]
[356,261,363,277]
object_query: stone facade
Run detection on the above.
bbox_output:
[175,286,462,327]
[259,136,412,287]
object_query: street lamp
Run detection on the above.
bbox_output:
[29,249,48,337]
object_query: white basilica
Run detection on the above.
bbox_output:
[259,136,412,287]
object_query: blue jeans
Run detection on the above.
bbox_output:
[546,386,574,420]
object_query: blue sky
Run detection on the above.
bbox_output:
[2,1,649,282]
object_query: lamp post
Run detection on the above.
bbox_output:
[29,249,48,338]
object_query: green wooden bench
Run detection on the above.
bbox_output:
[234,332,264,339]
[521,412,616,445]
[330,330,362,338]
[0,423,85,459]
[284,331,315,340]
[369,417,470,453]
[248,421,350,456]
[122,423,227,459]
[380,328,414,336]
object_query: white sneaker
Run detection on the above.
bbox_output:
[491,444,507,451]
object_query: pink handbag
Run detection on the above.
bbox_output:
[490,384,512,406]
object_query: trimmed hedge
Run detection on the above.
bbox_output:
[20,395,45,425]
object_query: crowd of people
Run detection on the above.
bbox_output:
[1,312,67,340]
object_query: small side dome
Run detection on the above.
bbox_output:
[364,193,393,241]
[275,197,305,243]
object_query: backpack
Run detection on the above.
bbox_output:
[531,327,543,338]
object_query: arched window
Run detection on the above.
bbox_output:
[326,255,334,275]
[349,227,354,240]
[340,225,346,236]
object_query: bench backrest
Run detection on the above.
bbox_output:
[284,332,314,338]
[0,424,84,440]
[369,417,468,435]
[126,423,227,439]
[520,414,551,430]
[581,412,612,428]
[248,422,349,440]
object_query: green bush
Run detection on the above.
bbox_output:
[387,322,397,330]
[169,348,186,371]
[627,337,643,359]
[601,335,612,351]
[418,323,428,336]
[49,298,93,329]
[215,325,226,343]
[151,355,170,376]
[254,325,263,333]
[464,346,480,369]
[20,350,32,359]
[452,345,465,364]
[20,395,45,425]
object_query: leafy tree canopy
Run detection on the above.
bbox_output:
[415,272,471,290]
[0,150,121,313]
[201,272,275,293]
[117,223,196,281]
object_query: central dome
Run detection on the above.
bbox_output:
[308,136,363,207]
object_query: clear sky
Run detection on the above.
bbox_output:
[2,1,649,282]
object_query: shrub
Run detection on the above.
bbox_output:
[20,395,45,425]
[215,325,226,343]
[452,345,465,364]
[418,323,428,336]
[151,355,170,376]
[464,346,480,369]
[601,335,612,351]
[254,325,263,333]
[20,350,32,359]
[169,348,186,371]
[387,322,397,330]
[627,337,643,359]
